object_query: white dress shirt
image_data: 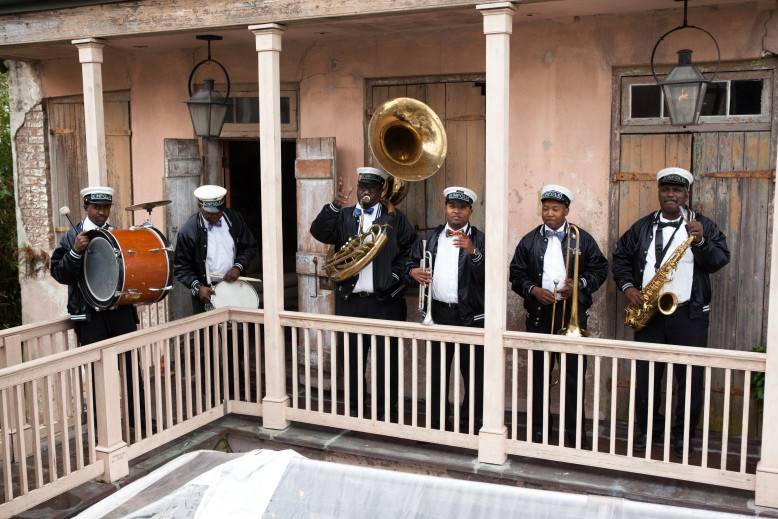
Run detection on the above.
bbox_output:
[352,203,381,293]
[642,215,694,304]
[204,215,235,281]
[432,224,468,304]
[82,216,108,232]
[541,223,568,300]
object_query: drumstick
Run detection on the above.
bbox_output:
[59,206,79,233]
[208,272,263,283]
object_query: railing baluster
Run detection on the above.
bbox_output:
[31,379,43,489]
[291,327,298,409]
[425,340,431,429]
[203,328,212,411]
[740,371,750,473]
[214,324,223,405]
[646,361,655,460]
[254,323,262,404]
[194,331,202,416]
[609,358,617,455]
[72,368,83,470]
[527,350,533,443]
[15,384,28,494]
[384,336,390,423]
[317,329,324,413]
[230,321,239,402]
[721,367,731,471]
[153,343,164,432]
[559,352,567,447]
[131,350,142,443]
[119,353,130,442]
[438,341,445,430]
[142,345,153,438]
[397,338,404,425]
[85,365,95,464]
[45,375,56,482]
[702,366,711,468]
[511,348,517,440]
[174,336,183,424]
[454,343,461,434]
[682,364,692,464]
[542,351,549,445]
[627,359,636,456]
[357,334,364,420]
[411,339,418,428]
[468,344,475,435]
[345,333,351,416]
[370,335,377,422]
[2,388,13,500]
[164,338,173,429]
[242,324,250,403]
[593,355,600,453]
[331,331,338,415]
[59,370,70,475]
[304,329,311,411]
[663,363,673,462]
[576,354,583,450]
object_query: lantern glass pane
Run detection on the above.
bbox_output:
[663,82,702,126]
[209,104,229,136]
[188,102,212,137]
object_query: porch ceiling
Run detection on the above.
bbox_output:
[0,0,760,60]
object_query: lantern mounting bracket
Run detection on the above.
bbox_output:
[188,34,231,99]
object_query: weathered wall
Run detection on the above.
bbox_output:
[13,3,773,330]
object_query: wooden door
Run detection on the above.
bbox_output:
[368,80,486,231]
[47,92,133,229]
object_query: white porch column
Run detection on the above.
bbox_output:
[476,1,514,465]
[755,159,778,506]
[72,38,108,186]
[94,347,129,481]
[250,23,289,429]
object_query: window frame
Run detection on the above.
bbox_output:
[202,82,299,138]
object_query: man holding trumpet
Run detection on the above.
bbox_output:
[407,187,485,432]
[509,184,608,446]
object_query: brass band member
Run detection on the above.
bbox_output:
[408,187,485,431]
[509,185,608,446]
[310,167,415,420]
[612,167,729,455]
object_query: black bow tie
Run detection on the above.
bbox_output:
[657,220,682,229]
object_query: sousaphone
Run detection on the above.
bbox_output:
[323,98,447,281]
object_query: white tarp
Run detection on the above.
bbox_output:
[78,449,750,519]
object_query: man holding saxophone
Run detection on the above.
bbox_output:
[407,187,485,431]
[509,185,608,446]
[310,166,415,421]
[612,167,729,456]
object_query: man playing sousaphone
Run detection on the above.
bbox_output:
[310,167,416,421]
[612,167,729,456]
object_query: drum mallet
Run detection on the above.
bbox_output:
[59,206,79,233]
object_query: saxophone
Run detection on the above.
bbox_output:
[624,216,695,331]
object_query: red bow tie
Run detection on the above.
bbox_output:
[446,229,465,238]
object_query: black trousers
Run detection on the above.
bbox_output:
[525,301,587,445]
[634,304,708,443]
[429,301,484,431]
[75,306,145,429]
[336,293,406,421]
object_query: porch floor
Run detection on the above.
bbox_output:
[17,415,778,518]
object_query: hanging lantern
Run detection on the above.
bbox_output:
[185,35,231,138]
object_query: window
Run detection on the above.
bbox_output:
[623,72,769,127]
[211,83,298,138]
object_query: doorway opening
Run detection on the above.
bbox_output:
[224,139,299,311]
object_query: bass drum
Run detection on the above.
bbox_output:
[80,226,173,310]
[209,280,260,309]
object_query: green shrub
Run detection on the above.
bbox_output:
[0,71,21,328]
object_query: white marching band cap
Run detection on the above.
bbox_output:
[194,185,227,213]
[80,186,114,205]
[657,166,694,187]
[443,186,477,205]
[539,184,574,206]
[356,166,389,185]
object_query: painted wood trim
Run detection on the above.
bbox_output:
[613,169,775,181]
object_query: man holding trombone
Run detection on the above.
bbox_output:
[408,187,485,431]
[509,185,608,447]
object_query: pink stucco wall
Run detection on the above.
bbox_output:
[27,3,770,329]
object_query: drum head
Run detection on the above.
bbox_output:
[84,236,121,303]
[210,281,259,309]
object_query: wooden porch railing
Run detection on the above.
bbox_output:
[0,307,769,515]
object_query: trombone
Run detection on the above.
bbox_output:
[418,240,435,325]
[551,224,588,338]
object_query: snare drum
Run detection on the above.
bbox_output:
[209,280,260,309]
[80,226,173,310]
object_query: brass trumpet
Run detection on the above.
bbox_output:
[418,239,434,325]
